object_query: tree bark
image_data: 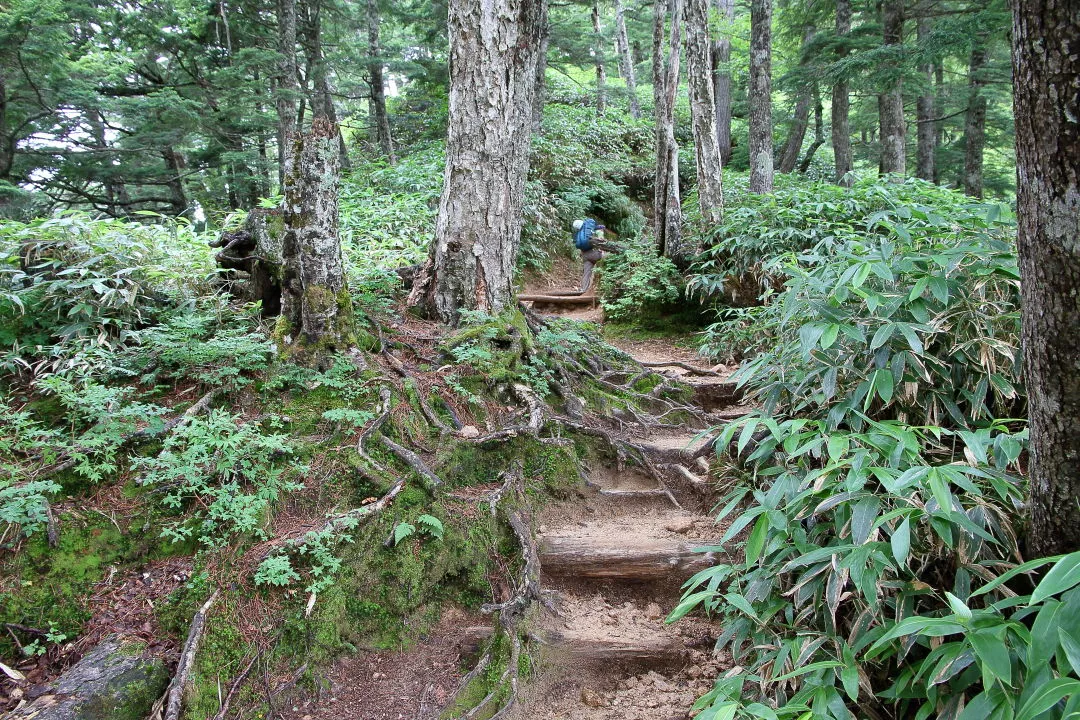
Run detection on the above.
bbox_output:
[276,0,300,187]
[832,0,852,186]
[879,0,906,176]
[1011,0,1080,556]
[367,0,396,163]
[712,0,734,163]
[916,16,936,182]
[748,0,773,193]
[280,116,353,354]
[593,1,608,115]
[614,0,641,119]
[162,147,189,217]
[407,0,542,324]
[684,0,723,231]
[933,62,944,183]
[778,26,815,175]
[653,0,683,259]
[533,0,551,132]
[963,42,988,198]
[798,91,824,173]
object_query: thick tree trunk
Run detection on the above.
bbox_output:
[963,43,988,198]
[367,0,396,163]
[1011,0,1080,556]
[916,16,936,181]
[653,0,683,260]
[879,0,906,176]
[533,0,551,132]
[832,0,852,186]
[748,0,773,194]
[280,116,353,354]
[407,0,542,325]
[276,0,299,186]
[684,0,723,231]
[593,2,608,115]
[712,0,734,163]
[777,26,815,175]
[162,147,189,217]
[614,0,641,119]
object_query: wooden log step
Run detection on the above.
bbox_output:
[519,294,599,307]
[537,629,689,665]
[540,527,716,580]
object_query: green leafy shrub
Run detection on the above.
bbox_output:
[598,238,683,321]
[136,410,299,546]
[0,212,215,377]
[672,182,1056,719]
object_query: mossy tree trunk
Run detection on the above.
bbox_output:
[712,0,734,164]
[614,0,640,119]
[1011,0,1080,555]
[407,0,543,325]
[280,116,354,355]
[748,0,773,194]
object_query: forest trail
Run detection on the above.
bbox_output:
[501,292,743,720]
[278,292,745,720]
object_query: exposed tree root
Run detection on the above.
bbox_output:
[638,360,721,376]
[156,589,220,720]
[377,435,443,489]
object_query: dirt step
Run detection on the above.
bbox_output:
[635,430,716,463]
[540,513,719,580]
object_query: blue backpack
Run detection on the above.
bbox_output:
[574,219,598,251]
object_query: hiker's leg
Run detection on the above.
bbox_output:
[579,249,603,293]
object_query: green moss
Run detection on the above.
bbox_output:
[0,515,133,656]
[183,610,255,720]
[77,657,170,720]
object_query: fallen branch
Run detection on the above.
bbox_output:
[163,589,220,720]
[210,650,260,720]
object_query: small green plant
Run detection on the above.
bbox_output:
[598,238,683,321]
[393,514,444,546]
[136,410,299,546]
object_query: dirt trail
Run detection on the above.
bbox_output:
[507,295,741,720]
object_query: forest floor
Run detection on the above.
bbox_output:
[272,269,744,720]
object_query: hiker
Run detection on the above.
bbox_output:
[572,218,607,294]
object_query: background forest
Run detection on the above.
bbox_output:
[2,1,1079,720]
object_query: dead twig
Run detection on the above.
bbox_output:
[163,589,220,720]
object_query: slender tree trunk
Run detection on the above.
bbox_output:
[916,16,936,181]
[748,0,773,193]
[614,0,641,118]
[407,0,542,324]
[367,0,396,163]
[933,62,944,183]
[653,0,683,259]
[778,26,815,174]
[963,42,988,198]
[301,0,349,170]
[879,0,906,176]
[276,0,299,187]
[712,0,734,163]
[593,1,607,115]
[162,147,189,217]
[1012,0,1080,556]
[832,0,852,185]
[533,0,551,132]
[0,72,11,183]
[280,116,354,356]
[798,91,824,172]
[684,0,723,233]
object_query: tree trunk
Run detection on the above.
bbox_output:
[653,0,683,260]
[301,0,349,171]
[162,147,189,217]
[614,0,641,119]
[933,62,944,183]
[712,0,734,163]
[280,116,354,355]
[593,1,608,115]
[916,16,936,181]
[748,0,773,194]
[879,0,906,176]
[832,0,852,186]
[684,0,723,231]
[798,92,824,172]
[777,26,814,174]
[963,42,988,198]
[533,0,551,132]
[407,0,542,325]
[1011,0,1080,556]
[276,0,299,187]
[367,0,396,163]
